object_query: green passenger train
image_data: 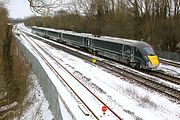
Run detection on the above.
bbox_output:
[32,26,159,70]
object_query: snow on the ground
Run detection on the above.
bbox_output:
[14,72,54,120]
[35,39,180,120]
[158,63,180,78]
[15,27,93,120]
[16,24,180,120]
[13,25,53,120]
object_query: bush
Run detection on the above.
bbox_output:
[0,6,30,119]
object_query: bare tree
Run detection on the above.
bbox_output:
[173,0,180,17]
[27,0,63,15]
[0,0,10,6]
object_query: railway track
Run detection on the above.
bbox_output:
[160,58,180,68]
[98,61,180,101]
[19,27,180,101]
[145,70,180,85]
[19,29,123,120]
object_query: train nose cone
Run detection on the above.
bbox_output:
[148,55,159,68]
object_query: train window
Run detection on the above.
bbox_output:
[143,47,155,56]
[124,45,131,54]
[91,39,122,53]
[48,31,58,37]
[134,48,143,58]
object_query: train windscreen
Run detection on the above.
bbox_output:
[143,47,155,56]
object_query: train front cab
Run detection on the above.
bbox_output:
[135,46,159,69]
[132,45,159,69]
[143,47,159,69]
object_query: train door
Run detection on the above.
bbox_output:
[130,47,135,62]
[57,33,61,42]
[87,38,92,46]
[85,38,92,52]
[123,45,131,63]
[83,37,88,47]
[122,45,125,60]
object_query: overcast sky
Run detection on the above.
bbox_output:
[7,0,34,19]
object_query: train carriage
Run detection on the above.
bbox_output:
[87,36,159,69]
[88,37,124,61]
[61,32,88,49]
[88,37,155,69]
[46,30,59,41]
[32,26,46,37]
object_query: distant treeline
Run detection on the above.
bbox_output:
[25,0,180,52]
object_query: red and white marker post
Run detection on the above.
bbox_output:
[102,105,107,115]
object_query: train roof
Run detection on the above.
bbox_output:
[32,26,151,48]
[62,31,89,38]
[32,26,65,33]
[89,35,151,48]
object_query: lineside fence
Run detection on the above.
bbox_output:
[15,37,63,120]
